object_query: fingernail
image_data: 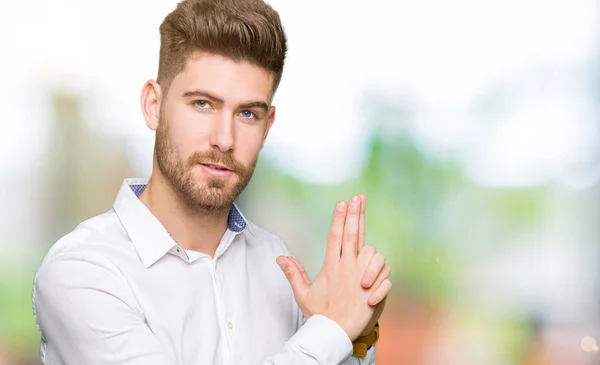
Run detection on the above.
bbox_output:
[276,257,287,269]
[336,201,346,211]
[351,195,360,206]
[369,295,378,306]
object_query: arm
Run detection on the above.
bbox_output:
[261,314,355,364]
[262,306,376,365]
[34,195,388,365]
[33,253,174,365]
[34,253,366,365]
[267,196,390,365]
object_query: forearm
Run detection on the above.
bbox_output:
[262,315,354,365]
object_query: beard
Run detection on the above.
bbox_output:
[154,116,257,213]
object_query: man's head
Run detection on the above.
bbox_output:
[157,0,287,95]
[140,0,287,212]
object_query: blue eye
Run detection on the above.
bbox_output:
[195,100,210,109]
[240,111,256,119]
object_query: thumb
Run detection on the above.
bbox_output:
[277,256,309,299]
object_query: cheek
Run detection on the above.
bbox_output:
[234,127,264,163]
[165,109,211,157]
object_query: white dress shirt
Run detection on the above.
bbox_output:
[32,178,376,365]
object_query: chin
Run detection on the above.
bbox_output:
[189,191,236,212]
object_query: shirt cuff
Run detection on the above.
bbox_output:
[361,345,376,364]
[288,314,353,364]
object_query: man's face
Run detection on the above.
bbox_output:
[155,52,275,212]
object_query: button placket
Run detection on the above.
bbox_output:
[210,260,234,365]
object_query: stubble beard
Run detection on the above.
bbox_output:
[154,117,257,213]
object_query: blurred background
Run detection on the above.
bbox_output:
[0,0,599,364]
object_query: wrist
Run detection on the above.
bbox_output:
[359,323,375,337]
[352,322,379,358]
[320,311,357,340]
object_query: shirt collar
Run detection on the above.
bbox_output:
[113,178,250,268]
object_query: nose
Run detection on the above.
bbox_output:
[209,113,235,153]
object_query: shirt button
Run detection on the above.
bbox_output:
[227,321,233,330]
[176,247,182,254]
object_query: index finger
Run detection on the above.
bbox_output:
[324,200,348,266]
[341,195,361,260]
[358,194,366,252]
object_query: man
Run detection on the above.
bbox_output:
[32,0,392,364]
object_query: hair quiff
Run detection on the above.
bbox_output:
[157,0,287,94]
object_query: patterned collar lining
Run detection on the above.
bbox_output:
[128,184,246,233]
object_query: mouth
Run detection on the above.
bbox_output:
[198,162,234,177]
[200,163,231,171]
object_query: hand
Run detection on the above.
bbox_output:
[358,271,389,337]
[355,194,391,337]
[356,194,391,306]
[285,248,390,338]
[277,195,387,341]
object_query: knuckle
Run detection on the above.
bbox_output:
[367,268,378,278]
[374,252,385,263]
[284,267,297,279]
[384,278,392,290]
[361,245,376,257]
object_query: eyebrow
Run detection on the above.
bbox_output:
[182,90,224,104]
[182,89,269,112]
[239,101,269,112]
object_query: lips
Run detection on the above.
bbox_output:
[200,163,231,171]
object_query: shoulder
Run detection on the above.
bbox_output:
[33,210,140,323]
[32,215,143,354]
[34,209,133,291]
[38,209,133,268]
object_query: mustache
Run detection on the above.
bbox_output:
[187,150,246,173]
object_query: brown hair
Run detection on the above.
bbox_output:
[157,0,287,94]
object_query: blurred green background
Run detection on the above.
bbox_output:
[1,0,599,364]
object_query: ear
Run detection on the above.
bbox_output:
[260,106,276,149]
[140,80,163,131]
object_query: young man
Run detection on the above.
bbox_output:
[32,0,392,364]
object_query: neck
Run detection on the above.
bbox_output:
[139,166,230,257]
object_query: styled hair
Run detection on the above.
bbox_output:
[157,0,287,94]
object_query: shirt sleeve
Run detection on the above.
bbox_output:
[342,345,376,365]
[261,307,377,365]
[262,237,378,365]
[33,253,175,365]
[261,314,353,364]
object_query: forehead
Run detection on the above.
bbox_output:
[169,52,274,103]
